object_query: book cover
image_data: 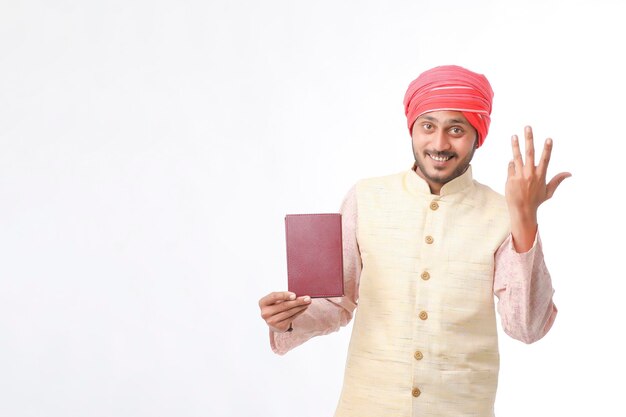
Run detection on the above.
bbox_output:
[284,213,344,298]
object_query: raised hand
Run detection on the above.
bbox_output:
[505,126,571,252]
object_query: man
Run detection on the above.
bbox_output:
[259,65,570,416]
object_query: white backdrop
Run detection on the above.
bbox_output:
[1,1,624,416]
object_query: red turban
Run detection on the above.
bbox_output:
[403,65,494,148]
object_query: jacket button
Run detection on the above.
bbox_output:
[414,350,423,360]
[430,201,439,210]
[419,311,428,320]
[412,387,421,397]
[425,235,434,244]
[421,271,430,280]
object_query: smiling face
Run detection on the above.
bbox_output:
[411,110,478,194]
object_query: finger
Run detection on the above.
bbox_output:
[507,160,516,178]
[511,135,523,173]
[273,296,311,309]
[537,138,553,178]
[524,125,535,169]
[259,291,296,308]
[268,304,311,329]
[262,296,312,319]
[545,172,572,200]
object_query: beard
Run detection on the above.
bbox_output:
[412,145,476,187]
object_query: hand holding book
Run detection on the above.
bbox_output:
[258,213,344,334]
[258,291,311,333]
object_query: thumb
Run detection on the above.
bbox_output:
[546,172,572,200]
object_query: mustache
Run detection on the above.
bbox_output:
[426,150,456,158]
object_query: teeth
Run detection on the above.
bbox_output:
[429,154,451,162]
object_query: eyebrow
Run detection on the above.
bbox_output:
[419,115,470,125]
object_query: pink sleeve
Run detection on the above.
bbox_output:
[270,186,361,355]
[493,231,558,344]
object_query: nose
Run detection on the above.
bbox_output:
[432,130,451,151]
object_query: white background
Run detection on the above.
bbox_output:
[1,1,624,416]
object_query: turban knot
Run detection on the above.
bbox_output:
[403,65,494,148]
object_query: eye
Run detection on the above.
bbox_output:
[422,123,433,131]
[449,126,464,136]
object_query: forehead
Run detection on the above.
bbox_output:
[416,110,470,125]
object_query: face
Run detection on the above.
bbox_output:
[411,110,478,194]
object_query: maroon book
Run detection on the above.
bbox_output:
[285,213,344,298]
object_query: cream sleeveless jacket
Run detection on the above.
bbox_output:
[334,167,510,417]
